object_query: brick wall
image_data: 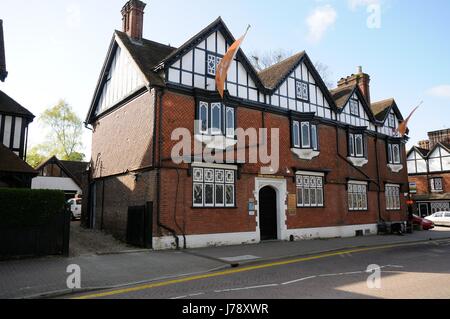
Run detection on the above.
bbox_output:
[91,90,155,178]
[155,89,408,236]
[92,170,157,241]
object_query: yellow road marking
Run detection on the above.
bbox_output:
[72,241,431,299]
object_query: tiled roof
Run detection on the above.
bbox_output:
[415,147,430,157]
[371,98,395,122]
[36,156,89,187]
[330,84,356,109]
[258,52,305,90]
[0,90,35,119]
[0,144,37,175]
[0,20,7,82]
[60,160,89,186]
[115,30,177,87]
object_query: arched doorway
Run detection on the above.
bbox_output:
[259,186,278,240]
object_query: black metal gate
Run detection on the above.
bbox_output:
[126,202,153,248]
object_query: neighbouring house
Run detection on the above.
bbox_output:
[0,19,37,188]
[83,0,409,249]
[408,129,450,216]
[32,156,88,200]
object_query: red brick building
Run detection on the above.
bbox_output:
[84,0,409,249]
[408,129,450,216]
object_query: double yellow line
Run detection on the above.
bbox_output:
[72,240,434,299]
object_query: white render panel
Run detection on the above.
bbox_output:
[217,32,226,55]
[32,177,82,193]
[181,50,193,72]
[2,115,11,147]
[13,117,22,149]
[206,33,216,51]
[95,45,145,115]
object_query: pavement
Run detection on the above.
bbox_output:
[1,227,450,299]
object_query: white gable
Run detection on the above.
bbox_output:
[95,45,145,116]
[407,149,428,174]
[337,93,375,131]
[167,29,261,103]
[266,62,335,120]
[378,109,400,137]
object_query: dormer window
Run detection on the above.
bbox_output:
[207,53,222,76]
[295,80,309,102]
[349,99,359,116]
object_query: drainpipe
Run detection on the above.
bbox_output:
[153,87,180,249]
[374,135,384,223]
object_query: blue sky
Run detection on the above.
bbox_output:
[1,0,449,159]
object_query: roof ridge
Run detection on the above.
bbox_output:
[258,51,305,75]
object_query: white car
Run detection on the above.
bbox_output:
[425,212,450,227]
[67,198,82,220]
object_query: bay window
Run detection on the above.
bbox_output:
[349,133,365,158]
[387,143,401,164]
[292,121,319,151]
[197,101,235,137]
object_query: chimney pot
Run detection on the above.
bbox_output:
[337,66,371,105]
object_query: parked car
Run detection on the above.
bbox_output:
[425,212,450,227]
[412,214,434,230]
[67,198,82,220]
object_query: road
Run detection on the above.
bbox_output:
[71,239,450,299]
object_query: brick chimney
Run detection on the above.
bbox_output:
[0,19,7,82]
[121,0,146,40]
[418,140,430,151]
[337,66,371,105]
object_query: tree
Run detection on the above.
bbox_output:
[26,100,85,167]
[249,50,334,88]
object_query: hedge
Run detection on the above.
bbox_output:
[0,189,66,228]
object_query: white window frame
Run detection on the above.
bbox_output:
[295,80,309,102]
[430,178,443,192]
[349,133,365,158]
[292,121,319,150]
[210,102,222,135]
[292,121,300,148]
[199,102,209,134]
[385,184,401,210]
[192,165,236,208]
[388,113,396,128]
[348,181,368,211]
[225,107,235,138]
[349,99,359,116]
[296,172,325,208]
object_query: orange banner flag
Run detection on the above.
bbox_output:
[396,101,423,137]
[216,25,251,98]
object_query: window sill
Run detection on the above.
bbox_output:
[195,134,237,150]
[387,164,403,173]
[291,148,320,160]
[347,156,368,167]
[191,206,237,210]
